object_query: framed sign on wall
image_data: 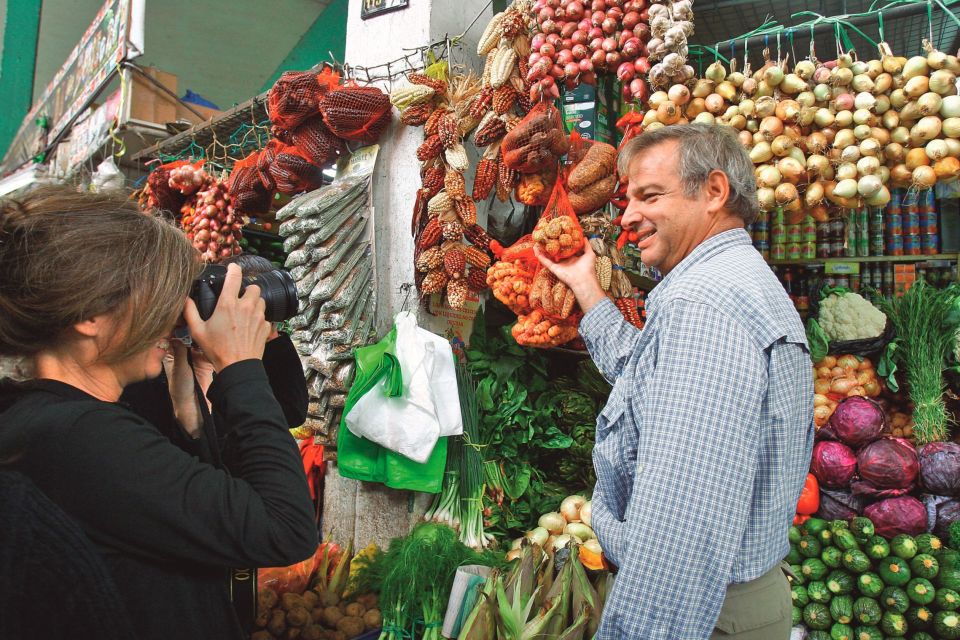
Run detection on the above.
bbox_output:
[361,0,409,20]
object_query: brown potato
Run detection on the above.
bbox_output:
[282,593,308,612]
[251,632,273,640]
[321,605,344,629]
[302,591,319,610]
[363,608,382,630]
[258,588,279,611]
[301,625,324,640]
[343,603,365,618]
[336,616,365,638]
[287,607,311,628]
[268,609,287,636]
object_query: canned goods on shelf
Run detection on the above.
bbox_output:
[771,224,786,244]
[753,230,769,243]
[870,235,885,257]
[771,244,786,260]
[921,233,939,255]
[786,243,801,260]
[817,242,832,258]
[885,213,903,236]
[786,225,802,244]
[920,212,938,235]
[801,216,816,236]
[904,234,921,256]
[904,212,920,236]
[829,219,845,238]
[802,242,816,259]
[887,235,904,256]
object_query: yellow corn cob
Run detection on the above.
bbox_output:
[445,170,467,199]
[446,278,469,309]
[445,144,470,172]
[477,12,505,56]
[427,191,453,217]
[390,84,435,109]
[458,114,481,138]
[482,52,496,85]
[596,256,612,291]
[490,46,518,89]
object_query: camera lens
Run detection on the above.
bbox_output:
[251,269,299,322]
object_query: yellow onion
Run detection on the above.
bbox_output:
[694,112,717,125]
[686,97,706,118]
[943,117,960,138]
[834,110,854,127]
[928,48,949,70]
[738,130,753,147]
[873,73,893,95]
[853,124,873,140]
[705,61,727,82]
[805,181,826,206]
[755,96,777,118]
[854,91,877,111]
[648,91,670,109]
[797,91,816,108]
[741,77,758,96]
[752,130,765,144]
[778,157,805,183]
[912,165,937,188]
[833,178,859,199]
[918,92,943,116]
[852,74,875,93]
[905,75,930,98]
[946,55,960,73]
[833,128,857,149]
[783,197,803,214]
[854,109,878,126]
[866,185,892,206]
[757,187,776,210]
[906,147,931,169]
[806,154,833,179]
[884,142,906,163]
[926,139,949,161]
[813,83,832,102]
[943,138,960,158]
[901,101,922,123]
[798,107,817,127]
[941,95,960,118]
[859,138,882,157]
[806,132,829,154]
[760,116,784,141]
[771,135,795,156]
[882,110,900,129]
[874,94,892,114]
[668,84,692,106]
[749,141,773,163]
[869,127,891,146]
[722,105,741,120]
[764,64,785,87]
[903,55,930,79]
[788,147,807,166]
[716,81,738,101]
[841,146,863,165]
[857,155,881,176]
[728,70,746,87]
[929,69,957,95]
[756,164,782,188]
[692,79,715,98]
[727,113,747,129]
[858,174,883,197]
[776,99,801,122]
[795,60,816,80]
[879,166,891,184]
[891,126,911,145]
[781,74,808,94]
[704,93,726,114]
[882,54,904,74]
[934,157,960,182]
[867,59,883,78]
[738,98,755,116]
[831,67,854,86]
[657,101,682,124]
[644,121,665,132]
[837,161,860,180]
[775,182,799,205]
[890,163,913,185]
[890,89,909,108]
[814,107,836,128]
[642,109,659,127]
[911,116,943,143]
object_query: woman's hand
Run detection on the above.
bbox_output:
[164,340,203,438]
[183,264,272,372]
[534,242,607,313]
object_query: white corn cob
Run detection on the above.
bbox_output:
[477,12,505,56]
[445,144,470,172]
[428,191,453,216]
[490,46,518,89]
[389,84,435,109]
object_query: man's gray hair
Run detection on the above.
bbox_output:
[617,123,760,225]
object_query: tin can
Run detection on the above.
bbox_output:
[923,189,936,213]
[850,273,861,292]
[802,241,817,259]
[836,275,850,289]
[817,242,832,258]
[802,216,817,239]
[904,211,920,236]
[771,208,785,225]
[829,218,845,239]
[787,224,802,244]
[903,189,918,210]
[889,189,902,214]
[921,233,939,255]
[771,243,786,260]
[830,240,846,257]
[771,224,786,245]
[920,211,938,235]
[886,235,904,256]
[871,234,885,257]
[885,213,903,237]
[787,243,801,260]
[904,234,922,256]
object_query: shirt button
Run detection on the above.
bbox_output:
[637,464,644,474]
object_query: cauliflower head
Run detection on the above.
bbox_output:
[819,292,887,342]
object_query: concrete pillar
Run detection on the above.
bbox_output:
[320,0,496,550]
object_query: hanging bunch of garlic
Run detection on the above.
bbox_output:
[646,0,696,90]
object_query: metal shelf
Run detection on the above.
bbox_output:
[769,254,959,266]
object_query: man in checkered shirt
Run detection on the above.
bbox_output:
[537,124,814,639]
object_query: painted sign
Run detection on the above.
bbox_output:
[361,0,409,20]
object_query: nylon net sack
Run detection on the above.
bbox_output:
[256,139,284,191]
[487,234,538,315]
[228,152,274,215]
[289,115,343,167]
[565,132,618,215]
[268,144,325,194]
[532,179,585,261]
[319,84,391,144]
[268,71,326,130]
[501,102,568,174]
[142,164,185,214]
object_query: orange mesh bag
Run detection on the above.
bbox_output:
[268,144,324,194]
[228,152,273,215]
[288,115,344,167]
[566,132,618,216]
[515,162,558,206]
[501,102,569,174]
[527,268,580,322]
[256,140,282,191]
[142,165,185,214]
[268,71,326,130]
[511,311,580,348]
[531,179,586,261]
[319,84,391,144]
[486,234,538,315]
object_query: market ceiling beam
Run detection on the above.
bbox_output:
[0,0,42,161]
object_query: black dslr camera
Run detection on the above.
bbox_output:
[190,264,299,322]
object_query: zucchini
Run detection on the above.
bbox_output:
[792,584,810,607]
[786,544,804,565]
[910,632,935,640]
[905,605,933,630]
[808,631,831,640]
[831,595,854,625]
[939,566,960,592]
[789,525,802,545]
[880,610,907,637]
[830,622,854,640]
[809,580,833,604]
[881,586,910,614]
[854,597,883,626]
[879,557,912,587]
[891,534,919,560]
[803,558,830,581]
[935,610,960,639]
[858,572,885,598]
[914,533,943,557]
[852,626,882,640]
[819,528,834,547]
[851,516,876,543]
[909,554,939,580]
[827,570,856,595]
[942,550,960,572]
[836,529,860,551]
[831,519,851,532]
[805,602,833,630]
[801,535,824,558]
[792,604,802,626]
[805,517,830,536]
[937,588,960,611]
[843,549,872,574]
[823,546,844,569]
[866,536,891,561]
[791,563,808,585]
[905,578,935,605]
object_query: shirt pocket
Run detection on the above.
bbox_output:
[595,383,626,441]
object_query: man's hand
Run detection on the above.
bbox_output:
[183,263,272,372]
[534,242,607,313]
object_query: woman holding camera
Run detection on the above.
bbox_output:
[0,188,317,640]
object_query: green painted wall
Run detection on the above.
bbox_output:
[0,0,41,162]
[260,0,347,92]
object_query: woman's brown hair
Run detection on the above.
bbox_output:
[0,186,201,363]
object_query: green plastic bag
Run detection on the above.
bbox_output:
[337,327,448,493]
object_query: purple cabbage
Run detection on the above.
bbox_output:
[810,441,858,489]
[816,489,866,521]
[827,396,885,449]
[856,438,920,491]
[863,496,929,538]
[919,442,960,496]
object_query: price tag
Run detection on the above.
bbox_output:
[825,262,860,275]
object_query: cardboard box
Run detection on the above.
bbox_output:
[561,80,615,144]
[128,66,222,126]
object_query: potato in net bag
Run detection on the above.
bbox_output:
[531,179,585,261]
[268,70,326,130]
[288,115,344,167]
[501,102,568,174]
[566,132,618,216]
[269,144,325,194]
[319,84,391,144]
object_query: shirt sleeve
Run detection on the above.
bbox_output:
[40,360,317,570]
[597,299,767,640]
[578,297,643,384]
[262,333,309,428]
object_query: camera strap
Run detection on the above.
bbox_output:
[229,567,258,633]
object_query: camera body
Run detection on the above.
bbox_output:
[190,264,298,322]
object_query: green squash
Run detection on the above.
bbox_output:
[879,557,912,587]
[859,572,885,598]
[910,631,935,640]
[823,546,844,569]
[880,610,907,637]
[828,569,856,595]
[852,516,876,542]
[939,566,960,592]
[854,597,883,626]
[914,533,943,557]
[905,605,933,631]
[792,604,802,626]
[786,544,804,565]
[803,557,830,581]
[937,588,960,611]
[831,595,855,625]
[881,586,910,614]
[805,601,833,630]
[865,536,891,561]
[905,578,935,605]
[791,563,807,585]
[792,584,810,607]
[789,525,802,545]
[843,549,872,574]
[805,517,830,536]
[890,534,919,560]
[909,554,939,580]
[830,622,855,640]
[809,580,833,604]
[801,535,824,558]
[836,529,861,552]
[852,626,882,640]
[935,610,960,639]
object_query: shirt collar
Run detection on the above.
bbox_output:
[647,227,752,310]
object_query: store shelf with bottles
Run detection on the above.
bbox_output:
[769,254,960,266]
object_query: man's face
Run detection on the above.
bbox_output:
[620,139,714,274]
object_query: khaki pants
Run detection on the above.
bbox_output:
[710,563,792,640]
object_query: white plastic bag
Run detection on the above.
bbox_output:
[343,312,462,462]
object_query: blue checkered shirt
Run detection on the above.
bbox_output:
[579,228,815,639]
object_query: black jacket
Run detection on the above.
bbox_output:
[0,360,317,640]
